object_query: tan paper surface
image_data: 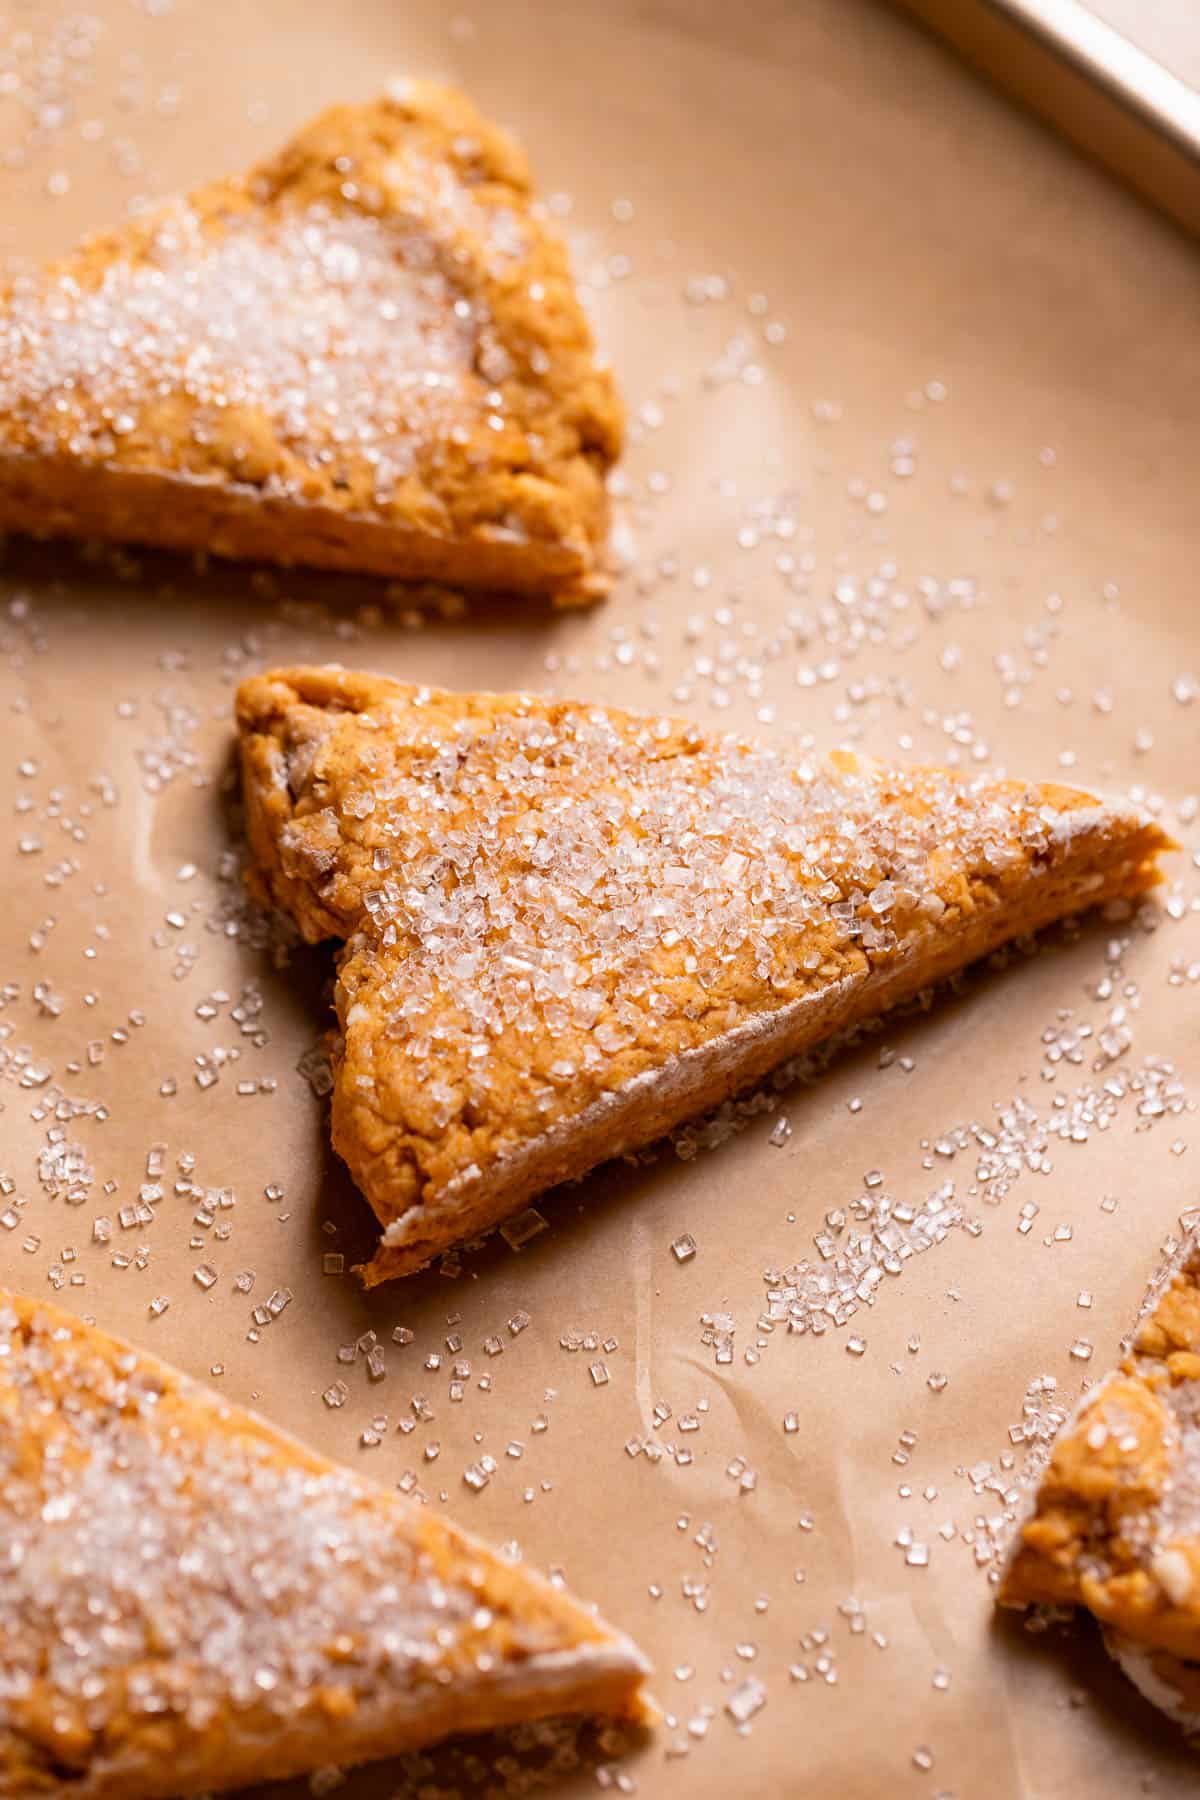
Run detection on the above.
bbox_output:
[1,2,1198,1795]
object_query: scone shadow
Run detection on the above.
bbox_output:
[225,1711,655,1799]
[990,1607,1200,1768]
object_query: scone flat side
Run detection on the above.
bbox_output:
[0,458,603,597]
[46,1650,649,1800]
[0,1290,649,1800]
[236,665,1172,1281]
[0,81,621,603]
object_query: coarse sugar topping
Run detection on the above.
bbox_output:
[264,677,1149,1062]
[0,201,487,497]
[238,667,1166,1249]
[0,1293,622,1786]
[0,85,621,563]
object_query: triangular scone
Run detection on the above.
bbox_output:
[0,82,620,604]
[1000,1243,1200,1729]
[0,1291,649,1800]
[236,664,1173,1284]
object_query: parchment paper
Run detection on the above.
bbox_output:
[1,2,1198,1795]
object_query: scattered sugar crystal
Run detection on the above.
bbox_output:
[500,1207,548,1249]
[725,1678,766,1725]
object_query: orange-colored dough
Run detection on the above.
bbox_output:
[0,82,621,602]
[237,663,1171,1281]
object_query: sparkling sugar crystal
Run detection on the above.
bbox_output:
[725,1678,766,1725]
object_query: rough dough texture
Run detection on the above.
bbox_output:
[0,1289,648,1800]
[0,81,621,603]
[236,663,1173,1282]
[1000,1246,1200,1715]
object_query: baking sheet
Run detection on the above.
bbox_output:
[1,1,1198,1795]
[889,0,1200,239]
[1081,1,1200,93]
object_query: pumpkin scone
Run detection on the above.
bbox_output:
[0,1290,649,1800]
[0,81,620,603]
[236,664,1173,1283]
[1000,1242,1200,1729]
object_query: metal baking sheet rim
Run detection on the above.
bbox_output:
[889,0,1200,238]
